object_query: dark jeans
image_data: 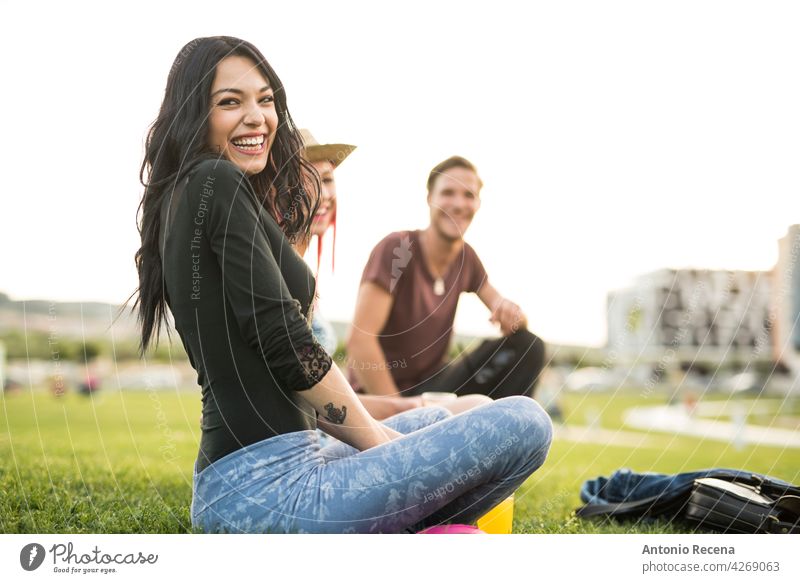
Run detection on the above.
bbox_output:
[409,329,546,399]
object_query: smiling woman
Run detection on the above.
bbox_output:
[127,35,553,534]
[206,56,277,176]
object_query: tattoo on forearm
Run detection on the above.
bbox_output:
[323,402,347,424]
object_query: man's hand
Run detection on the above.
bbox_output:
[489,298,528,336]
[477,283,528,337]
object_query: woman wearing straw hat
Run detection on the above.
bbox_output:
[301,130,493,419]
[299,128,352,354]
[301,130,416,421]
[133,36,552,533]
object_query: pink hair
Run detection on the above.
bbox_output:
[315,206,336,278]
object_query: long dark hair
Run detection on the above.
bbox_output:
[124,36,320,356]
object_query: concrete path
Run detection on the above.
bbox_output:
[623,399,800,448]
[552,424,657,448]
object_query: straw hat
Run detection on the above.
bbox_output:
[300,129,356,167]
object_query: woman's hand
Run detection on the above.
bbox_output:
[298,364,403,451]
[358,394,424,420]
[316,414,402,447]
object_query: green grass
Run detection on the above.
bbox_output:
[1,389,199,533]
[1,388,798,533]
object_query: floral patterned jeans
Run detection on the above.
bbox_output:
[191,396,553,533]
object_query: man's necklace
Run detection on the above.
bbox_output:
[422,230,447,296]
[429,259,447,296]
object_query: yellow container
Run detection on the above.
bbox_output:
[476,494,514,534]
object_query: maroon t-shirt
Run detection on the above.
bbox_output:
[351,230,487,392]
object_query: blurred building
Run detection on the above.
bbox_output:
[773,224,800,373]
[607,268,772,365]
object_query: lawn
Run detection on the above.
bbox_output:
[1,387,798,533]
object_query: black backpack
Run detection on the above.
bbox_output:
[576,469,800,534]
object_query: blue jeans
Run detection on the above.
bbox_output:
[191,396,553,533]
[310,311,338,355]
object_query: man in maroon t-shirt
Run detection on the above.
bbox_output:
[346,156,546,399]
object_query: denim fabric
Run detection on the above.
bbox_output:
[191,396,553,533]
[580,468,794,506]
[310,311,338,355]
[309,310,336,450]
[313,405,450,464]
[313,403,435,459]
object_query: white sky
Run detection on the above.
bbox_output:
[1,0,798,346]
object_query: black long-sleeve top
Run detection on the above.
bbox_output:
[159,159,332,473]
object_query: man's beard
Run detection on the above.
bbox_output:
[432,214,468,243]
